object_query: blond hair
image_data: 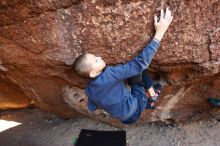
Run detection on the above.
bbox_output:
[73,54,93,77]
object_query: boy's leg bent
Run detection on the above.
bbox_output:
[127,70,154,90]
[122,82,159,124]
[127,73,144,87]
[131,84,148,111]
[121,103,141,124]
[121,84,146,124]
[142,70,154,90]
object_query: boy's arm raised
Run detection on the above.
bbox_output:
[154,7,173,41]
[107,39,159,81]
[107,8,173,81]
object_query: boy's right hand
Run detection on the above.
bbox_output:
[154,7,173,41]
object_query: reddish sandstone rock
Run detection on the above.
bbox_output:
[0,74,33,110]
[0,0,219,126]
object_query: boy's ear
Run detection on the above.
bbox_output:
[89,71,97,78]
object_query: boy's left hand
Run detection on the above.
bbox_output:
[154,7,173,41]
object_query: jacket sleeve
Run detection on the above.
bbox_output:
[107,39,160,81]
[87,98,98,112]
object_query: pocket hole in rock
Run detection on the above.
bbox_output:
[78,98,85,103]
[73,93,79,97]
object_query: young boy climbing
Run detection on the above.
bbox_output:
[73,7,173,124]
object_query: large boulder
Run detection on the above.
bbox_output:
[0,0,219,126]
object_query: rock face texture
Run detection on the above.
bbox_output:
[0,0,219,126]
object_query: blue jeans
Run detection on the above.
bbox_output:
[122,71,153,124]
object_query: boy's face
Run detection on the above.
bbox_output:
[86,53,106,74]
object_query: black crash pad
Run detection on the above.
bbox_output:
[75,129,126,146]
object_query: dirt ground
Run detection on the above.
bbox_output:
[0,108,220,146]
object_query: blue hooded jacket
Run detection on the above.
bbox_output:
[85,39,160,121]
